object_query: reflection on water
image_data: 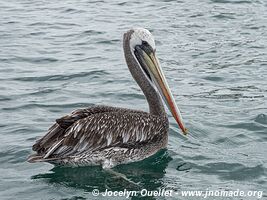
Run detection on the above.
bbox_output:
[31,150,172,192]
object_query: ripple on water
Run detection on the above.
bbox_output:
[212,13,236,20]
[12,56,59,64]
[11,70,109,82]
[202,76,224,82]
[81,30,105,36]
[254,114,267,125]
[210,0,252,4]
[61,8,86,14]
[223,122,266,132]
[185,87,265,100]
[195,163,265,181]
[2,102,94,111]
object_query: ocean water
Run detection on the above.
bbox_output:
[0,0,266,199]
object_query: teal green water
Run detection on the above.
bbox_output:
[0,0,266,199]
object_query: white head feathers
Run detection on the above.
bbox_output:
[129,28,156,51]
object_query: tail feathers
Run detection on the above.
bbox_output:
[27,154,60,163]
[32,123,64,152]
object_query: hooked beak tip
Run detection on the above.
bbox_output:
[182,128,188,135]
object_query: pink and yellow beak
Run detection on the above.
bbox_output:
[141,50,188,135]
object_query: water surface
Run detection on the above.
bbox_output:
[0,0,266,199]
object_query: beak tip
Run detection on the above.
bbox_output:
[182,128,188,135]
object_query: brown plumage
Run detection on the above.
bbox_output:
[28,106,168,168]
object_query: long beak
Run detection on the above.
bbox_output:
[140,49,187,134]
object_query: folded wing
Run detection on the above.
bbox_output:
[28,106,167,164]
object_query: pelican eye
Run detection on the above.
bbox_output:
[142,41,149,45]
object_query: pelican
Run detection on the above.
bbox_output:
[28,28,187,168]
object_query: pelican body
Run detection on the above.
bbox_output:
[28,28,187,168]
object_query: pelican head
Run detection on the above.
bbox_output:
[123,28,187,134]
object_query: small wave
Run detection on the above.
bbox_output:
[61,8,86,14]
[82,30,104,35]
[29,31,46,36]
[96,39,120,44]
[212,13,236,19]
[26,88,59,96]
[2,102,94,111]
[176,162,191,171]
[220,122,265,132]
[185,86,265,100]
[210,0,252,4]
[195,162,265,181]
[71,56,103,62]
[254,114,267,125]
[202,76,224,82]
[0,95,12,101]
[0,148,30,164]
[28,22,53,26]
[12,70,109,82]
[189,13,205,18]
[215,137,242,146]
[12,56,58,64]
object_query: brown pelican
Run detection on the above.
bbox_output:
[28,28,187,168]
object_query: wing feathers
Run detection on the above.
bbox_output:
[29,106,168,163]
